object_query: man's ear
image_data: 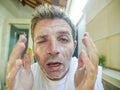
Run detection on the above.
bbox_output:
[74,40,77,48]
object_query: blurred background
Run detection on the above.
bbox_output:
[0,0,120,90]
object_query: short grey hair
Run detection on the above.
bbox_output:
[31,4,76,41]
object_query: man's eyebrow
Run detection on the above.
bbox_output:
[57,31,71,35]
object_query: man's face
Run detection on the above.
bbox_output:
[33,19,76,80]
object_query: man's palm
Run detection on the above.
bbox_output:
[13,64,33,90]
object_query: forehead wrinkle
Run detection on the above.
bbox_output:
[36,25,72,35]
[38,25,71,32]
[57,31,71,36]
[51,24,71,30]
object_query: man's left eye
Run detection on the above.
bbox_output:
[59,38,69,43]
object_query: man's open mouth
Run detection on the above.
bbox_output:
[47,62,62,71]
[47,62,62,66]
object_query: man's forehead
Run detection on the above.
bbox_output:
[35,18,71,30]
[37,30,71,37]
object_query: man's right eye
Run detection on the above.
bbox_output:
[37,40,46,44]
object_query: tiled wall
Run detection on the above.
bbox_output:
[85,0,120,71]
[103,80,120,90]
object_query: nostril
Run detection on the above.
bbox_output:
[56,52,59,54]
[47,50,59,56]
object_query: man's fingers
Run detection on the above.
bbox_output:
[82,32,96,50]
[23,54,31,72]
[76,33,98,90]
[7,59,23,79]
[8,35,27,70]
[82,32,98,66]
[6,59,23,89]
[78,51,84,69]
[81,50,98,79]
[10,35,27,60]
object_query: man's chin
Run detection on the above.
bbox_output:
[47,74,64,81]
[46,68,69,81]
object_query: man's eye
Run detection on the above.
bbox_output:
[37,40,46,44]
[59,38,69,43]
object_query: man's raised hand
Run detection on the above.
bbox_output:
[75,32,98,90]
[6,35,33,90]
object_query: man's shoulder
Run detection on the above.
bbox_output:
[31,63,39,73]
[71,57,78,67]
[69,57,78,74]
[31,62,38,68]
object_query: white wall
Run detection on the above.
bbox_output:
[82,0,120,88]
[84,0,120,70]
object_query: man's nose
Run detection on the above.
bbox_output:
[48,40,60,56]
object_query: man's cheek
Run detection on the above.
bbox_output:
[63,47,74,58]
